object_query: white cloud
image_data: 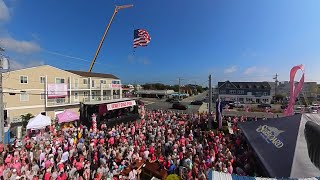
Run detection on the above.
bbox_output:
[0,0,10,22]
[0,37,41,54]
[224,66,237,74]
[244,66,258,75]
[10,59,45,70]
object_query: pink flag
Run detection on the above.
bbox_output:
[284,64,305,116]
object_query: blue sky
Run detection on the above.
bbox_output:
[1,0,320,85]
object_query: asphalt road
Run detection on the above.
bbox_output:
[141,92,208,114]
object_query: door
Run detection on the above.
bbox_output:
[256,99,260,104]
[74,79,79,89]
[92,80,95,88]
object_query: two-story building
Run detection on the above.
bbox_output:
[3,65,122,123]
[218,81,272,104]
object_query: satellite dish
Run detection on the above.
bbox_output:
[1,57,9,70]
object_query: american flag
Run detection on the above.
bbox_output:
[134,29,151,48]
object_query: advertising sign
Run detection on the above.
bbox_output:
[107,100,136,110]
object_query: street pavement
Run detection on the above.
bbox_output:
[140,91,283,118]
[141,92,208,114]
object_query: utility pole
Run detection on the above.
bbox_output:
[273,73,279,100]
[178,78,184,100]
[0,47,4,143]
[208,75,212,129]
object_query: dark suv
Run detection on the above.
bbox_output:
[172,103,187,110]
[257,104,272,109]
[191,100,203,105]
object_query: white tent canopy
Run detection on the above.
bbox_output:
[26,114,51,130]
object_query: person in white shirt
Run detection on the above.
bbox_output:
[61,151,69,163]
[143,149,150,160]
[128,168,137,180]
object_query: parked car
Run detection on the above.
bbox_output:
[257,104,272,109]
[172,103,187,110]
[191,100,203,105]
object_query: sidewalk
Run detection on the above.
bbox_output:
[198,103,208,113]
[181,91,207,102]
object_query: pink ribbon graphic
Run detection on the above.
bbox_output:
[284,64,305,116]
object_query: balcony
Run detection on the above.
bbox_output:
[70,83,90,90]
[83,96,112,102]
[47,98,68,106]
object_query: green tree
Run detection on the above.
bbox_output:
[172,85,180,92]
[21,113,34,128]
[196,85,204,93]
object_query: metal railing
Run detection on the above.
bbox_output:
[47,98,68,106]
[70,84,90,89]
[113,95,120,99]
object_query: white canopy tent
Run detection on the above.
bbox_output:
[26,114,52,130]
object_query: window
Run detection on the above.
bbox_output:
[40,93,45,100]
[84,92,88,97]
[55,78,65,84]
[40,76,46,84]
[74,92,79,101]
[112,80,120,84]
[91,92,96,100]
[263,92,268,96]
[83,78,88,84]
[229,90,237,94]
[219,90,226,94]
[20,93,29,101]
[91,80,95,87]
[20,76,28,84]
[100,80,107,84]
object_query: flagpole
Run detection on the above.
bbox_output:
[208,75,212,129]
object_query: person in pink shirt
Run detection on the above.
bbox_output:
[227,162,233,174]
[149,145,155,155]
[44,169,51,180]
[0,162,4,177]
[180,137,186,146]
[108,137,115,146]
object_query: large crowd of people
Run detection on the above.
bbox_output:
[0,109,261,180]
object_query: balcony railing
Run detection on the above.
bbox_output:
[103,96,111,100]
[83,96,111,102]
[70,84,90,89]
[113,95,120,99]
[47,98,68,106]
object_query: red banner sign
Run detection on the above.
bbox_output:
[107,100,136,110]
[109,84,122,88]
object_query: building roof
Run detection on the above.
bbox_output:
[218,81,271,89]
[66,70,119,79]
